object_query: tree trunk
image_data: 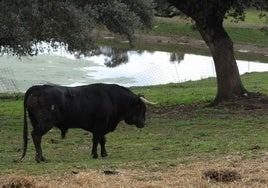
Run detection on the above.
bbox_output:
[196,22,248,105]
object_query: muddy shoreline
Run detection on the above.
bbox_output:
[95,30,268,56]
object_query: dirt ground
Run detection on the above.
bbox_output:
[150,93,268,120]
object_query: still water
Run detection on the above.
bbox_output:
[0,46,268,92]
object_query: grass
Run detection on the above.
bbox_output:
[141,10,268,47]
[226,27,268,46]
[224,9,267,24]
[131,78,217,105]
[145,19,202,39]
[148,20,268,47]
[0,72,267,178]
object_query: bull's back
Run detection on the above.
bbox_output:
[64,84,114,116]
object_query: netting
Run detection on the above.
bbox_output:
[0,62,217,94]
[0,67,19,94]
[116,62,216,87]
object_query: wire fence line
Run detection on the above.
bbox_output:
[2,47,267,95]
[0,62,217,94]
[117,61,216,87]
[0,67,19,94]
[0,67,49,94]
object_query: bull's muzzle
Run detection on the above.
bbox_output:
[135,120,145,128]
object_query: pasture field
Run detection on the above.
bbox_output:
[0,72,268,187]
[1,9,268,187]
[145,10,268,47]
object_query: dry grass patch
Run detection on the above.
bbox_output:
[1,155,267,188]
[202,169,241,183]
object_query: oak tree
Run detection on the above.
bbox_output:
[165,0,268,104]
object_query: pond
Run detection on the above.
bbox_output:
[0,45,268,93]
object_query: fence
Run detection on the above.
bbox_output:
[7,56,267,96]
[0,67,19,94]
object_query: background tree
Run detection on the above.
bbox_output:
[162,0,268,104]
[0,0,154,56]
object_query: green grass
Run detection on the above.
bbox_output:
[226,27,268,46]
[142,10,268,47]
[224,10,267,24]
[146,19,202,39]
[132,72,268,106]
[132,78,217,105]
[241,72,268,93]
[0,72,267,176]
[147,20,268,47]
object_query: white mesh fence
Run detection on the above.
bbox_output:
[0,67,19,94]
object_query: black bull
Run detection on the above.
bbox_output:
[20,83,155,162]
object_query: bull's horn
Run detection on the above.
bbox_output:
[140,96,157,105]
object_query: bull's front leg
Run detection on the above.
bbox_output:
[91,134,99,158]
[100,135,108,157]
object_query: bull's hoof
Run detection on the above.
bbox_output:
[35,155,46,163]
[92,153,98,159]
[101,153,108,157]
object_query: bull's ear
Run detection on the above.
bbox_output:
[137,94,145,99]
[132,94,144,106]
[133,95,142,105]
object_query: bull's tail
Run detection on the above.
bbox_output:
[20,87,33,162]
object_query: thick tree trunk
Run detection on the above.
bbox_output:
[196,23,248,104]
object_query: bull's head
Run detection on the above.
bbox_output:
[125,95,156,128]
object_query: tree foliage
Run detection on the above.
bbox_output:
[0,0,154,56]
[155,0,268,23]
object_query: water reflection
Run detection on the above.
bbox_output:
[97,46,185,68]
[170,53,185,63]
[99,46,129,68]
[83,47,268,87]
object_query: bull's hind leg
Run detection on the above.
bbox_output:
[100,135,108,157]
[31,131,45,162]
[31,122,53,163]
